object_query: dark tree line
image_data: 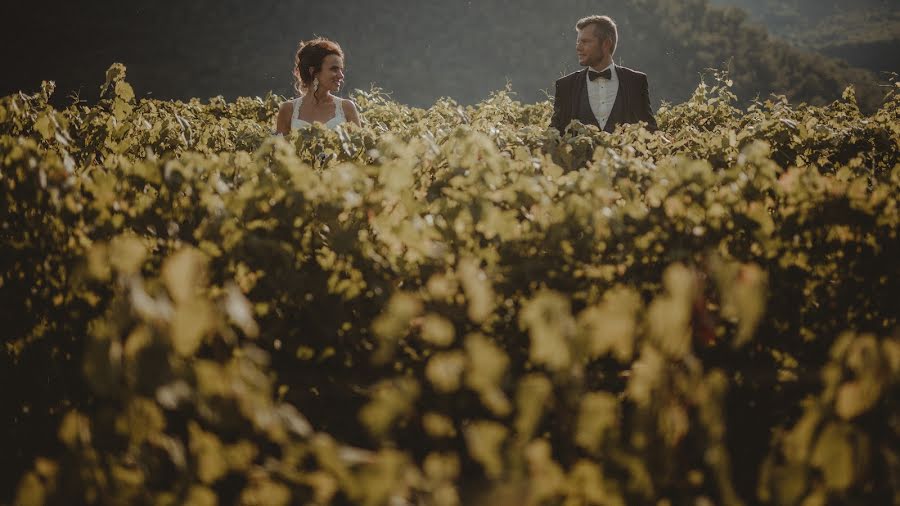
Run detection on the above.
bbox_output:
[712,0,900,75]
[3,0,891,112]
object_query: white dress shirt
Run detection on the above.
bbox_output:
[586,62,618,129]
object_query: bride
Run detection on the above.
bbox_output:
[275,38,361,134]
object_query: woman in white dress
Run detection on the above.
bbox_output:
[275,38,362,134]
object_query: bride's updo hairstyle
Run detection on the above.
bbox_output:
[293,38,344,96]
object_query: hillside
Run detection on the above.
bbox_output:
[712,0,900,75]
[1,0,888,111]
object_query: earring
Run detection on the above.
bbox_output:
[313,77,319,92]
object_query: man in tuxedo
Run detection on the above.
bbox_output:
[551,15,658,134]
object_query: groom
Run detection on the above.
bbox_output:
[551,15,658,134]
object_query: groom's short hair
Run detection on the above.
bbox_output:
[576,15,618,54]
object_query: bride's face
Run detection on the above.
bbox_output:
[314,54,345,93]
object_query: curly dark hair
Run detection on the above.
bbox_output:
[292,38,344,96]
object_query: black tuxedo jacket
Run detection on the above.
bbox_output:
[550,65,658,134]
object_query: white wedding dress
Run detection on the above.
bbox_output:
[291,95,347,130]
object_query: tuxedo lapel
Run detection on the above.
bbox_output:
[572,69,600,128]
[604,65,627,133]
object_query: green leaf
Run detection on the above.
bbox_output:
[464,421,508,479]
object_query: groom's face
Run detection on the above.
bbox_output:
[576,26,609,67]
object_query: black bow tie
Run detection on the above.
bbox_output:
[588,68,612,81]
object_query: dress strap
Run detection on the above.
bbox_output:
[334,97,345,120]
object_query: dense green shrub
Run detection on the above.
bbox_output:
[3,65,898,505]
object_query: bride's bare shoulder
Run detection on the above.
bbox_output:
[341,98,361,125]
[278,99,295,115]
[277,100,296,122]
[339,97,354,112]
[275,100,296,134]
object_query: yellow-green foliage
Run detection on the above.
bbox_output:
[3,64,899,505]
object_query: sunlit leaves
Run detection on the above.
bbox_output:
[574,392,618,453]
[170,298,215,356]
[810,422,860,492]
[107,234,147,276]
[224,282,260,338]
[457,258,496,324]
[359,378,420,437]
[464,333,511,416]
[4,63,900,506]
[57,411,90,450]
[519,289,576,371]
[371,292,423,363]
[710,257,767,347]
[514,374,553,441]
[239,472,291,506]
[576,286,641,363]
[189,421,228,484]
[830,333,895,420]
[422,413,457,439]
[762,332,900,503]
[420,313,456,347]
[464,421,508,479]
[425,351,466,393]
[161,247,207,304]
[524,439,566,503]
[372,292,422,341]
[14,459,57,506]
[646,264,696,359]
[627,344,666,407]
